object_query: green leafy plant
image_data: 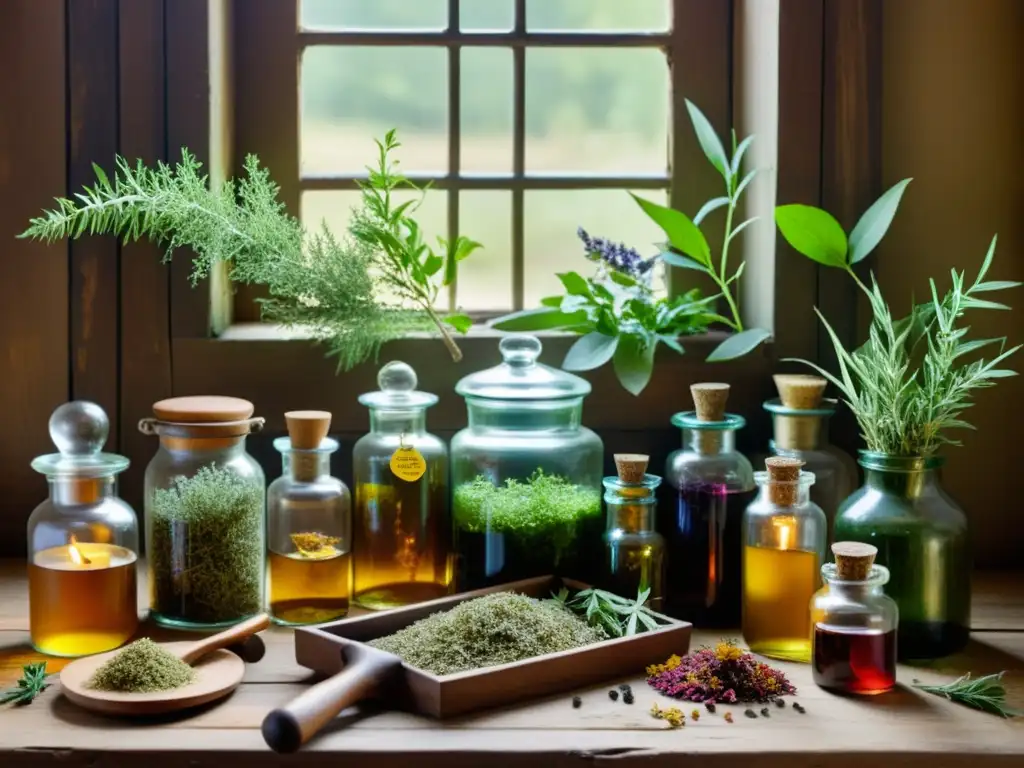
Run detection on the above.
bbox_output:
[915,672,1019,718]
[1,663,50,706]
[776,179,1020,456]
[20,131,477,369]
[491,100,769,395]
[548,586,667,637]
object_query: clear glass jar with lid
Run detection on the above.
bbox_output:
[353,361,452,610]
[139,396,266,629]
[267,410,352,626]
[451,334,604,590]
[662,383,755,627]
[28,402,139,657]
[811,542,898,695]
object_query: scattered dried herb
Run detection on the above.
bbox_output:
[723,711,734,723]
[369,592,606,676]
[623,690,635,705]
[1,663,50,706]
[704,701,716,713]
[744,709,758,719]
[760,707,770,718]
[572,695,582,709]
[608,689,619,701]
[651,702,686,727]
[915,672,1019,718]
[88,638,196,693]
[150,465,265,625]
[647,641,796,704]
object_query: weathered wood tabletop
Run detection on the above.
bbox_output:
[1,560,1022,767]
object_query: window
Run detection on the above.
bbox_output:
[235,0,732,320]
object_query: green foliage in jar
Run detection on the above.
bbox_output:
[150,465,265,625]
[20,131,478,370]
[491,100,770,395]
[453,471,602,561]
[776,179,1021,457]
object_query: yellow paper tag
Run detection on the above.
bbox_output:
[390,446,426,482]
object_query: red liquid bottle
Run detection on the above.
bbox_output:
[811,542,898,695]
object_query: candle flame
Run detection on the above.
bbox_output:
[774,518,794,551]
[67,536,92,566]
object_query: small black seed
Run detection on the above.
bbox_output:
[744,709,758,719]
[608,689,619,701]
[618,683,632,692]
[572,696,582,708]
[704,701,717,713]
[774,698,786,708]
[760,708,770,717]
[794,704,806,714]
[623,691,635,705]
[791,701,801,709]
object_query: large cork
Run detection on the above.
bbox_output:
[765,456,804,506]
[691,382,730,422]
[772,375,828,451]
[285,410,331,481]
[615,454,649,483]
[773,374,827,409]
[832,541,877,581]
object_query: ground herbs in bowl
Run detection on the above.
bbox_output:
[646,641,796,703]
[88,638,196,693]
[369,592,607,675]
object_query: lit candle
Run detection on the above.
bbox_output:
[773,517,796,550]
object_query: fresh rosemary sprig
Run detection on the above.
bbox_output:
[549,587,667,637]
[915,672,1020,718]
[1,663,50,706]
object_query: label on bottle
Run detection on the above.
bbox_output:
[390,446,426,482]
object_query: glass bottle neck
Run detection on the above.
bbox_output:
[754,481,812,508]
[606,500,657,533]
[683,427,736,455]
[864,466,938,499]
[369,408,427,434]
[49,476,116,505]
[283,450,332,482]
[772,414,829,452]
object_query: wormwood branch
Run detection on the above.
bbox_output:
[915,672,1020,718]
[1,663,50,706]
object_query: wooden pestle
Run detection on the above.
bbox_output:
[178,614,270,665]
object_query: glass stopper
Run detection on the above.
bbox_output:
[499,334,542,368]
[49,401,109,457]
[378,361,418,394]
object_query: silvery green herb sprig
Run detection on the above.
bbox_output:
[1,663,50,706]
[915,672,1019,718]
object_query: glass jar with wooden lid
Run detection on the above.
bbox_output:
[139,396,266,629]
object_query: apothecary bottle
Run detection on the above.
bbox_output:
[762,374,857,537]
[601,455,665,609]
[267,411,352,626]
[834,452,969,659]
[742,457,826,662]
[28,402,139,657]
[662,383,755,627]
[811,542,898,695]
[451,335,603,589]
[353,361,452,610]
[139,396,266,630]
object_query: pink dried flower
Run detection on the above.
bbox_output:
[646,641,796,704]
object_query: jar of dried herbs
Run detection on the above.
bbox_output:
[139,396,266,629]
[451,335,603,589]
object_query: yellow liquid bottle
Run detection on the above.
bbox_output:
[741,456,826,663]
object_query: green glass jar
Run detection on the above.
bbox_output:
[834,452,970,659]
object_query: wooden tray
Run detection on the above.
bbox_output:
[293,576,691,719]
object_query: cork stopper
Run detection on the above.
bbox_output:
[773,374,827,410]
[691,382,730,422]
[765,456,804,506]
[285,411,332,449]
[615,454,649,483]
[832,541,877,581]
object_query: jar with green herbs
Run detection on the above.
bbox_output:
[139,396,266,630]
[451,335,604,589]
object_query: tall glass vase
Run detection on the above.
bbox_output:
[834,452,970,659]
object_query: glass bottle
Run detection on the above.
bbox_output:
[451,335,604,589]
[267,411,352,626]
[353,361,452,610]
[662,383,755,627]
[762,374,857,537]
[742,457,826,662]
[834,452,969,659]
[139,396,266,630]
[811,542,898,695]
[601,454,666,610]
[28,402,139,657]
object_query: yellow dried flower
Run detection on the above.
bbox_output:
[715,641,744,662]
[646,654,682,676]
[691,708,700,721]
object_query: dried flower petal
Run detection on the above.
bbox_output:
[647,641,796,704]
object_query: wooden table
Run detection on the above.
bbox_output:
[2,561,1023,767]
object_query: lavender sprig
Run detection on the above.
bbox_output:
[577,228,656,280]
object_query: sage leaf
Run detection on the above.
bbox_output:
[775,204,848,267]
[445,313,473,334]
[685,99,730,181]
[563,332,619,372]
[693,196,730,226]
[848,178,912,264]
[660,251,707,271]
[491,307,587,331]
[632,194,711,266]
[707,327,771,362]
[730,135,755,179]
[558,271,591,297]
[612,336,656,396]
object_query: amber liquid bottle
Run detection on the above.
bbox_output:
[353,362,453,610]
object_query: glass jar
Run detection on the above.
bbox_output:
[662,411,755,627]
[139,396,266,630]
[810,545,898,695]
[742,457,826,662]
[267,411,352,626]
[28,402,139,657]
[601,456,665,610]
[762,396,857,537]
[451,335,603,589]
[353,361,452,610]
[834,452,970,659]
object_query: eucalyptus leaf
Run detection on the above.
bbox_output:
[775,204,849,267]
[612,336,656,395]
[558,271,591,297]
[660,251,707,271]
[730,135,755,179]
[734,168,757,200]
[491,307,586,331]
[693,196,730,226]
[848,178,912,264]
[631,194,711,266]
[563,332,619,372]
[706,327,772,362]
[685,99,730,181]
